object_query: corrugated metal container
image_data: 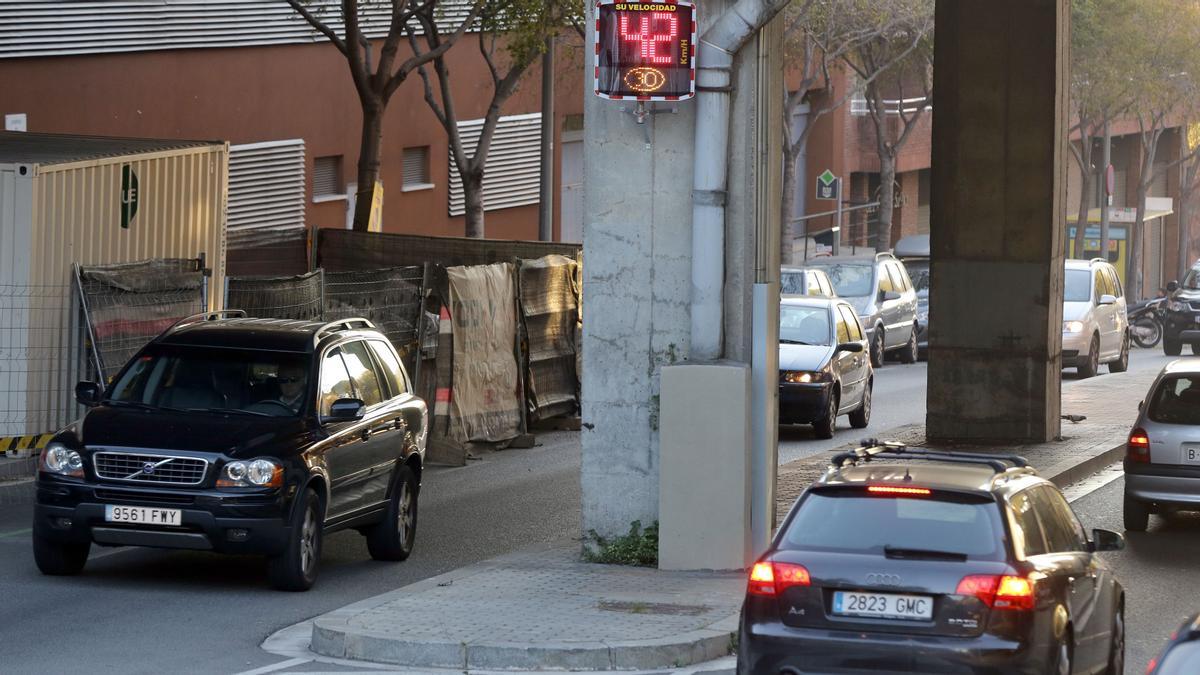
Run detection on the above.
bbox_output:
[0,132,228,437]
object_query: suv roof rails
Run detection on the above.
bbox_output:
[1089,257,1109,265]
[875,251,898,261]
[830,439,1033,476]
[168,310,248,332]
[314,317,376,343]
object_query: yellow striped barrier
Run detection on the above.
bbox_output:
[1,434,54,459]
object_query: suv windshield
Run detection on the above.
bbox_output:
[780,305,831,345]
[816,263,874,297]
[107,346,310,417]
[780,489,1006,561]
[1064,269,1092,302]
[1148,376,1200,425]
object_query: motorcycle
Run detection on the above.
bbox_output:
[1129,297,1166,348]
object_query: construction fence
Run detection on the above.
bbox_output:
[1,257,208,455]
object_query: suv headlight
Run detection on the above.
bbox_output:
[1063,321,1084,333]
[1169,300,1189,312]
[39,443,83,478]
[218,458,283,488]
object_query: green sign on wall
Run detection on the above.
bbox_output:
[120,165,139,229]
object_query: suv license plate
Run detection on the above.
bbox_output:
[833,591,933,621]
[104,505,182,526]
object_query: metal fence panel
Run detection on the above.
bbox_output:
[77,258,205,383]
[0,283,86,437]
[225,270,324,321]
[324,266,425,373]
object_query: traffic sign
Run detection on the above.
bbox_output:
[816,170,839,201]
[594,0,697,101]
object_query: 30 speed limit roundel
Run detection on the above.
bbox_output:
[594,0,697,101]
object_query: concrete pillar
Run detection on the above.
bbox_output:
[926,0,1067,443]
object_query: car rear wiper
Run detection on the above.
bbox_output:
[884,546,968,562]
[189,407,271,417]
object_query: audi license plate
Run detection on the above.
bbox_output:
[833,591,933,621]
[104,505,181,526]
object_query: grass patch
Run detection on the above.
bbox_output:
[584,520,658,567]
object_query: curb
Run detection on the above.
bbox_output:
[1044,441,1126,489]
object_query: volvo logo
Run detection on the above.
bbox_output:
[142,462,157,475]
[866,573,902,586]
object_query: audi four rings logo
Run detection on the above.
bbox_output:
[866,573,902,586]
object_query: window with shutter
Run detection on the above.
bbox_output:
[402,147,433,191]
[227,139,306,248]
[448,113,542,217]
[313,156,344,201]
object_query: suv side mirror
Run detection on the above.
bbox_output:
[1098,294,1117,306]
[1167,280,1180,293]
[324,398,365,423]
[1090,528,1125,552]
[836,342,865,353]
[881,290,901,302]
[75,381,102,407]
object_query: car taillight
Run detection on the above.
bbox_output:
[956,574,1036,610]
[1127,428,1151,463]
[866,485,931,496]
[748,560,810,597]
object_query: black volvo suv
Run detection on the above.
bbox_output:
[1164,264,1200,355]
[33,312,428,591]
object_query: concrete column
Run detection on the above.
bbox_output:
[926,0,1067,443]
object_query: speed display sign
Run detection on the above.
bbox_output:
[594,0,697,101]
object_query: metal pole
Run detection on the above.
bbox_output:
[538,37,555,242]
[832,177,842,256]
[1101,119,1112,257]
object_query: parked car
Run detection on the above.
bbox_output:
[778,297,871,439]
[33,312,428,591]
[808,253,920,367]
[1162,263,1200,355]
[1124,359,1200,531]
[780,265,837,298]
[738,442,1126,675]
[893,234,930,359]
[1062,257,1129,377]
[1147,613,1200,674]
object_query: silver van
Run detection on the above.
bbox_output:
[1125,359,1200,531]
[808,253,919,367]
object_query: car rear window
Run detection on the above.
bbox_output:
[1148,376,1200,425]
[780,489,1006,561]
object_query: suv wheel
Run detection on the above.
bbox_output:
[1108,335,1129,373]
[268,488,324,591]
[1123,495,1149,532]
[1078,335,1099,378]
[33,535,90,576]
[848,380,871,429]
[1165,337,1183,356]
[366,464,419,561]
[869,330,884,368]
[898,327,918,364]
[813,390,838,439]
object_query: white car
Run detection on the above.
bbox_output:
[1062,258,1129,377]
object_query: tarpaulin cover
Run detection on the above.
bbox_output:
[518,255,580,422]
[447,263,522,443]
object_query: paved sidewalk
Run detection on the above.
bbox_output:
[307,545,744,672]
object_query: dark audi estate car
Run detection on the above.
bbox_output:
[738,443,1126,675]
[33,312,428,591]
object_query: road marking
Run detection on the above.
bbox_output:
[0,527,31,539]
[1062,462,1125,503]
[231,657,311,675]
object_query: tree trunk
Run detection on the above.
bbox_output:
[1179,176,1192,283]
[875,153,896,252]
[352,101,385,232]
[1131,182,1148,301]
[1074,140,1093,259]
[780,147,799,265]
[463,170,485,238]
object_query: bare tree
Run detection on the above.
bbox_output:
[779,0,926,263]
[285,0,484,232]
[409,0,581,238]
[834,0,934,253]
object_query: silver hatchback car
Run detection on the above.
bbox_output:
[1124,359,1200,530]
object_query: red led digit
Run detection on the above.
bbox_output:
[619,11,679,65]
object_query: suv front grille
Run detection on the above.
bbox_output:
[93,451,208,485]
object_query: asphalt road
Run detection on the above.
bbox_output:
[778,347,1179,464]
[0,432,581,674]
[1069,473,1200,672]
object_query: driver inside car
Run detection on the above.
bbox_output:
[265,362,308,414]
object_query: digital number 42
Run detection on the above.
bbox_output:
[620,12,679,65]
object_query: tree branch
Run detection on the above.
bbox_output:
[285,0,348,56]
